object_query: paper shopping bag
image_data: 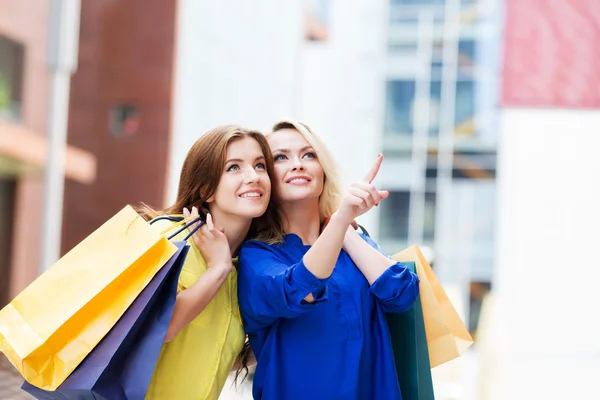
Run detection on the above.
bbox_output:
[392,245,474,368]
[22,241,188,399]
[0,205,178,390]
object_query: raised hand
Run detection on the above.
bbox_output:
[337,155,389,225]
[183,207,233,274]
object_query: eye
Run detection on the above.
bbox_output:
[302,152,316,159]
[226,164,240,172]
[255,162,266,170]
[273,154,287,162]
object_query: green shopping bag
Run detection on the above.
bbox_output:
[387,262,435,400]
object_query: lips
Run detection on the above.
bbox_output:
[285,175,312,184]
[238,189,264,198]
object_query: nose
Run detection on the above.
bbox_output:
[244,166,260,183]
[291,157,305,171]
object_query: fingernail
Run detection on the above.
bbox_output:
[183,207,189,214]
[376,204,379,206]
[378,154,382,158]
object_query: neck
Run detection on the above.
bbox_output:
[280,199,321,245]
[209,209,252,256]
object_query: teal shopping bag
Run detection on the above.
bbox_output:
[387,262,435,400]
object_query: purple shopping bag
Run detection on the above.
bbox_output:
[22,240,188,400]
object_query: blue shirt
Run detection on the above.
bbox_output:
[238,233,420,400]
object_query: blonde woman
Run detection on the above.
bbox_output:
[237,121,420,399]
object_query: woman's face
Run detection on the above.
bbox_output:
[208,136,271,220]
[267,128,324,204]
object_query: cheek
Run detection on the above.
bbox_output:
[311,163,325,182]
[215,177,238,202]
[273,165,286,182]
[260,173,272,195]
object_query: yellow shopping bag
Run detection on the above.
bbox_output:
[393,245,474,368]
[0,205,179,390]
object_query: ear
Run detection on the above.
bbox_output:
[201,188,214,204]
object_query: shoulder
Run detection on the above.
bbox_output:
[239,239,280,260]
[238,239,289,276]
[150,218,206,269]
[149,218,188,241]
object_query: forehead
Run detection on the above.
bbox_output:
[267,129,310,150]
[226,136,264,158]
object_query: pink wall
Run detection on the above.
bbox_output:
[502,0,600,108]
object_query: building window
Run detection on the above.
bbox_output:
[110,105,141,137]
[384,79,474,139]
[0,36,25,122]
[379,190,436,242]
[379,190,410,240]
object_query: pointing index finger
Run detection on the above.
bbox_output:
[362,154,383,184]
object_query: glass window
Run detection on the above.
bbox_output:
[0,179,16,308]
[384,79,474,138]
[379,190,410,240]
[0,36,24,122]
[379,190,436,242]
[110,105,141,137]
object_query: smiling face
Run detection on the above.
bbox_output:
[207,136,271,220]
[267,128,325,204]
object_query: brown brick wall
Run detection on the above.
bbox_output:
[62,0,177,253]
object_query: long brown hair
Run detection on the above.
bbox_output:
[137,125,279,241]
[137,125,279,383]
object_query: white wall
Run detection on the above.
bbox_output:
[169,0,389,238]
[299,0,389,235]
[167,0,303,202]
[489,108,600,399]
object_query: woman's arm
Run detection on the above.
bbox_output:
[165,208,234,342]
[344,230,420,313]
[165,262,231,342]
[342,227,396,284]
[302,155,389,282]
[238,241,330,332]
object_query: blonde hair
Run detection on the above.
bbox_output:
[250,120,343,244]
[269,120,342,222]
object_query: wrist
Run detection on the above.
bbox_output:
[208,260,233,275]
[331,210,354,228]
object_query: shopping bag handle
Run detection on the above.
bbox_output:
[358,224,370,237]
[150,215,205,241]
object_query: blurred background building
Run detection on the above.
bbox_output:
[1,0,599,399]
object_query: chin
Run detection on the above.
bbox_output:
[279,188,319,201]
[235,203,269,219]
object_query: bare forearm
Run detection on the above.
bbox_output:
[303,212,349,279]
[343,229,395,284]
[165,265,230,342]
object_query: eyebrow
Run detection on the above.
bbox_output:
[272,146,314,154]
[225,155,266,164]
